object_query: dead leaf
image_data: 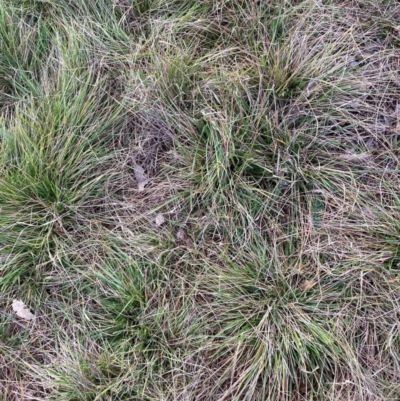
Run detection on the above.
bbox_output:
[176,228,186,240]
[337,152,370,161]
[349,100,362,109]
[155,213,165,226]
[300,280,317,292]
[12,300,35,320]
[133,164,148,192]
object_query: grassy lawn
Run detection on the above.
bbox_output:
[1,0,400,399]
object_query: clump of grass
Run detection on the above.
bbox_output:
[1,0,400,400]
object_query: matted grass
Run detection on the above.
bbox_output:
[1,0,400,400]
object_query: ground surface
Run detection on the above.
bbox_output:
[1,0,400,400]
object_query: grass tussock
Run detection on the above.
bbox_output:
[1,0,400,400]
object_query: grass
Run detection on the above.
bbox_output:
[0,0,400,399]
